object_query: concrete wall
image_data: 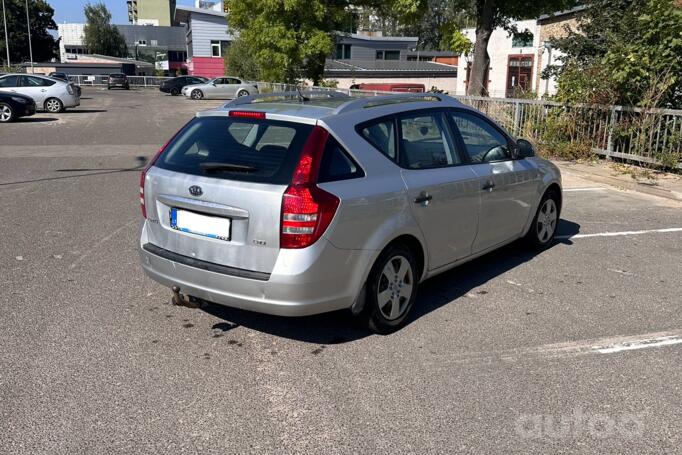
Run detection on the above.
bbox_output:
[136,0,175,27]
[456,19,538,97]
[334,76,457,94]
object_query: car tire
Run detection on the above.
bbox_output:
[44,98,64,113]
[525,188,560,249]
[0,102,14,122]
[236,90,249,97]
[357,243,420,334]
[170,87,180,96]
[191,89,204,100]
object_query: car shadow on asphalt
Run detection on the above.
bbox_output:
[66,109,108,113]
[201,219,581,344]
[0,157,148,186]
[14,117,58,123]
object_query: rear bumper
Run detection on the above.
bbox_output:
[62,95,80,108]
[138,221,375,317]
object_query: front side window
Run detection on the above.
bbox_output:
[449,112,510,163]
[359,119,396,160]
[398,112,460,169]
[0,75,19,87]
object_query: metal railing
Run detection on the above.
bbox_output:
[63,75,682,169]
[67,75,173,87]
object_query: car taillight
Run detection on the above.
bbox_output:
[66,84,74,95]
[280,126,340,249]
[229,110,265,119]
[140,137,173,219]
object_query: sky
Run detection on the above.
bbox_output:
[46,0,196,25]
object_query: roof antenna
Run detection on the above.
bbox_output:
[296,84,309,103]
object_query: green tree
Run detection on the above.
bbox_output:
[461,0,577,96]
[549,0,682,107]
[224,0,422,84]
[83,2,127,58]
[224,38,260,80]
[0,0,57,66]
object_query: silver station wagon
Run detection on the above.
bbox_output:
[139,92,562,333]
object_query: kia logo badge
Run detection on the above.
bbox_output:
[189,185,203,197]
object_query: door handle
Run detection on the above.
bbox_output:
[482,181,496,191]
[414,192,433,204]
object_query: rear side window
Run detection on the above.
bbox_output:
[318,137,364,183]
[155,116,313,184]
[398,112,461,169]
[359,119,396,160]
[20,76,56,87]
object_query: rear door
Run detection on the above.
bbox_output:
[143,114,314,274]
[360,111,479,270]
[18,75,54,105]
[448,110,539,252]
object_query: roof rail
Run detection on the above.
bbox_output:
[223,90,351,108]
[333,93,450,115]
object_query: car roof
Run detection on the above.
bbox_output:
[198,92,470,123]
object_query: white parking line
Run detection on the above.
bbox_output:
[556,227,682,240]
[563,187,608,192]
[593,336,682,354]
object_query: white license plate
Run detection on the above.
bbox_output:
[170,208,231,241]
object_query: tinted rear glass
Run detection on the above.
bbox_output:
[155,116,313,184]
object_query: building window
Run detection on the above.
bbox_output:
[506,55,534,97]
[376,50,400,60]
[211,40,230,57]
[511,32,533,48]
[151,40,158,47]
[211,41,221,57]
[335,44,351,59]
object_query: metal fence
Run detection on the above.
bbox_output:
[67,75,173,87]
[309,87,682,169]
[64,75,681,169]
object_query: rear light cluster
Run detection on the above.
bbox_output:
[228,110,266,119]
[139,138,173,219]
[280,126,340,249]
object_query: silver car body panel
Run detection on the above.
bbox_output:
[182,77,258,100]
[0,74,80,109]
[139,94,562,316]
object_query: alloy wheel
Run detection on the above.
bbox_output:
[377,255,414,321]
[536,199,558,243]
[0,104,12,122]
[45,99,62,113]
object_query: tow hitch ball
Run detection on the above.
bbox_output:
[171,286,200,308]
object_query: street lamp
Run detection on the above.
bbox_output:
[2,0,10,68]
[25,0,34,73]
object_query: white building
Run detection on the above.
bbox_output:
[455,7,585,99]
[456,19,539,98]
[57,23,87,63]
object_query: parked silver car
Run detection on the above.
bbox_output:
[181,76,259,100]
[0,74,80,113]
[139,92,562,333]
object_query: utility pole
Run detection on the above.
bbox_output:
[2,0,10,68]
[25,0,34,73]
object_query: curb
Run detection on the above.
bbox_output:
[557,165,682,202]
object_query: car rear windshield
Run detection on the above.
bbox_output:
[155,116,314,184]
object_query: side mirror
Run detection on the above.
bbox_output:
[516,139,536,159]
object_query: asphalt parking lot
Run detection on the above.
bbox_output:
[1,88,681,454]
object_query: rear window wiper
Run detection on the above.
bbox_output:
[199,162,258,173]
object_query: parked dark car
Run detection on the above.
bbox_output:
[108,73,130,90]
[0,92,36,123]
[159,76,208,96]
